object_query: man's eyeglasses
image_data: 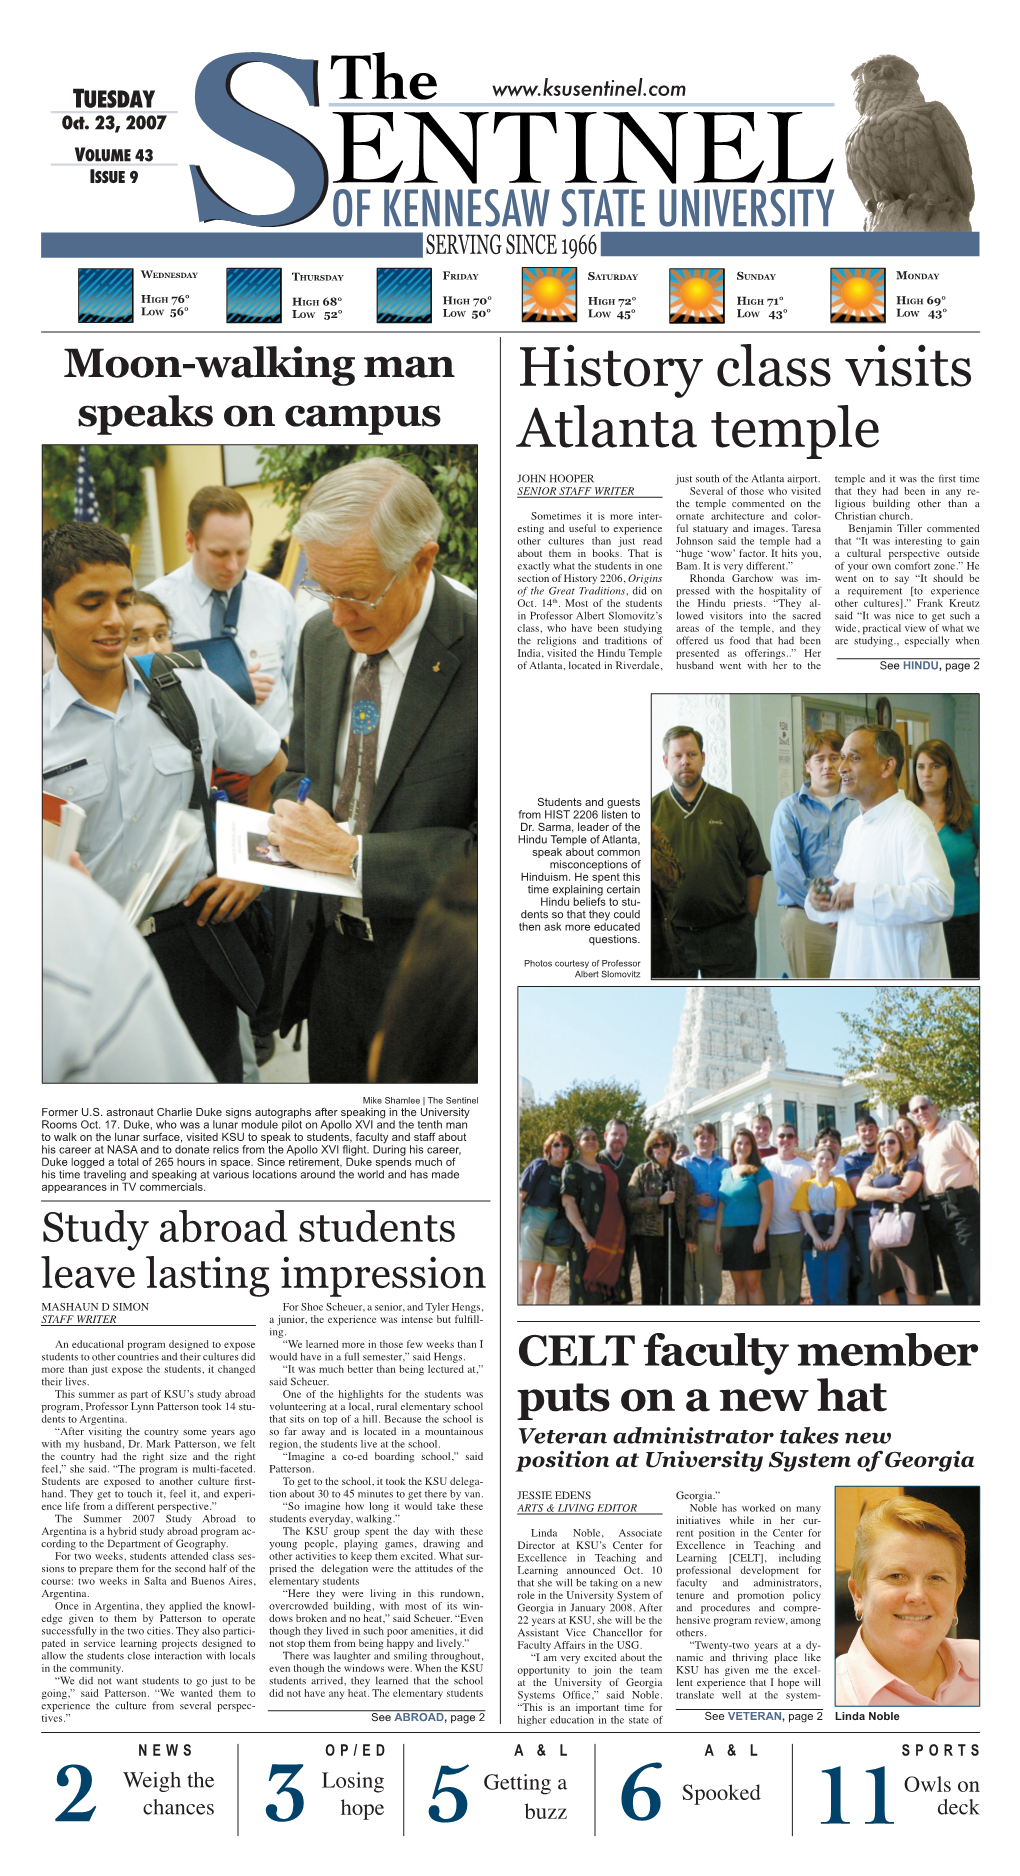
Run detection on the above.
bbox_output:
[300,570,400,613]
[909,1101,932,1115]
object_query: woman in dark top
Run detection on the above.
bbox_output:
[518,1131,573,1306]
[856,1129,933,1304]
[908,739,979,979]
[627,1127,700,1306]
[561,1124,629,1305]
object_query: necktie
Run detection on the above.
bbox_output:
[210,579,243,637]
[335,655,383,835]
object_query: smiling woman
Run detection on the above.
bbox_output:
[836,1495,978,1706]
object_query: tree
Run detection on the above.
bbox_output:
[837,988,979,1130]
[42,444,166,537]
[519,1080,649,1172]
[255,443,478,590]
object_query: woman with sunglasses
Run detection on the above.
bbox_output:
[856,1128,934,1304]
[627,1128,699,1306]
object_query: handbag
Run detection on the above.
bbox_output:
[543,1210,574,1252]
[870,1203,916,1249]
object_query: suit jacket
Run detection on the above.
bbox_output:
[275,574,477,1027]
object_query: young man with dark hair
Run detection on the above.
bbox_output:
[43,522,286,1081]
[843,1114,881,1305]
[146,484,299,738]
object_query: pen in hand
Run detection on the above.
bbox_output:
[297,777,312,803]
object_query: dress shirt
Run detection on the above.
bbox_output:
[918,1116,980,1194]
[836,1628,978,1706]
[331,573,434,916]
[687,1151,730,1211]
[146,560,299,738]
[804,790,954,979]
[43,659,280,912]
[43,859,214,1083]
[770,784,860,907]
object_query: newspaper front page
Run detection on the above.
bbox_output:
[24,5,1003,1870]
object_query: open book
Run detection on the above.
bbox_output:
[214,800,364,900]
[42,792,86,864]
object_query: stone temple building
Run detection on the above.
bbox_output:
[645,987,895,1154]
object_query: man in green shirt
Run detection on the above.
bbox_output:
[652,724,771,977]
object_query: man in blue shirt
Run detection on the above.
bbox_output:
[685,1121,728,1304]
[770,729,859,977]
[841,1114,881,1306]
[43,523,286,1081]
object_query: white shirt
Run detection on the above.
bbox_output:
[43,658,280,911]
[805,790,953,979]
[43,860,214,1083]
[146,560,299,739]
[767,1156,812,1234]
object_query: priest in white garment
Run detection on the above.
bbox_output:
[805,725,953,980]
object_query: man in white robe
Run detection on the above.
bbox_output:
[805,726,953,979]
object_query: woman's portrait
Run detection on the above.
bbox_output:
[835,1489,979,1706]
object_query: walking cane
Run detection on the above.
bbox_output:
[665,1172,673,1307]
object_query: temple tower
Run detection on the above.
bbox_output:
[648,987,786,1131]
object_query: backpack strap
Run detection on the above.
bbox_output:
[130,651,217,865]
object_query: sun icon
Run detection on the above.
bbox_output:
[522,267,577,322]
[670,268,725,323]
[830,267,886,323]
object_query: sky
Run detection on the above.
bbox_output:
[518,985,881,1107]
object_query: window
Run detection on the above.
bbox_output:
[784,1100,797,1128]
[817,1104,836,1132]
[800,697,931,796]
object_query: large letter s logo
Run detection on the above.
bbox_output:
[191,54,327,226]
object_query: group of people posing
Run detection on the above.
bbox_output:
[652,722,978,981]
[518,1104,979,1307]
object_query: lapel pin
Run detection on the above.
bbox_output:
[433,661,441,672]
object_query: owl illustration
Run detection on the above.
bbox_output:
[846,55,974,232]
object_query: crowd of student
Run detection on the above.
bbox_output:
[518,1105,979,1307]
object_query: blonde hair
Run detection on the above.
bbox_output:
[851,1496,966,1592]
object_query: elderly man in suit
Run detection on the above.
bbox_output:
[268,458,477,1081]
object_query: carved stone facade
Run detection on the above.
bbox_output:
[646,987,896,1153]
[649,988,787,1130]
